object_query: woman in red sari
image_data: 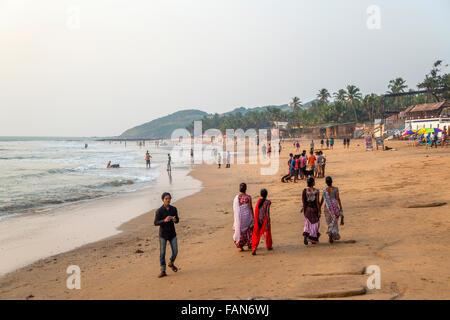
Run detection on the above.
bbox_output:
[251,189,272,255]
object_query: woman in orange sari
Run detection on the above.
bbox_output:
[251,189,272,255]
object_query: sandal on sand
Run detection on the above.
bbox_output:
[303,236,308,246]
[252,250,256,255]
[168,262,178,272]
[158,271,167,278]
[328,234,334,243]
[267,247,273,251]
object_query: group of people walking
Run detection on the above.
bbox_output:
[301,176,344,244]
[232,183,272,255]
[232,175,344,255]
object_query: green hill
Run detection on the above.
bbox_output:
[120,109,208,139]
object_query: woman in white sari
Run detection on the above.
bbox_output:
[320,176,344,243]
[233,183,254,251]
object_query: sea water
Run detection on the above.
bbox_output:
[0,137,183,221]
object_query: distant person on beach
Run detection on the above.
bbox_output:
[145,151,152,168]
[431,133,438,148]
[299,150,307,180]
[167,154,171,171]
[190,148,194,158]
[317,151,324,178]
[217,152,222,169]
[84,143,88,149]
[296,141,300,152]
[233,183,254,251]
[107,161,111,168]
[347,138,351,149]
[154,192,179,278]
[320,139,324,149]
[321,176,344,243]
[330,137,334,149]
[302,178,321,245]
[282,153,294,182]
[321,151,327,176]
[267,143,272,155]
[326,138,329,149]
[442,129,447,147]
[226,151,231,168]
[308,151,316,176]
[251,188,272,255]
[294,155,300,183]
[262,144,266,155]
[310,140,314,150]
[278,142,282,154]
[343,138,347,148]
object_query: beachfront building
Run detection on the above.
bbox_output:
[303,122,356,139]
[404,101,450,133]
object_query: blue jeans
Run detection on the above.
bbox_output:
[159,236,178,271]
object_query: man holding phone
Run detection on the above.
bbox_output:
[154,192,179,278]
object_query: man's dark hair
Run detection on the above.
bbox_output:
[161,192,172,200]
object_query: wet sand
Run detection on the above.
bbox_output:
[0,139,449,299]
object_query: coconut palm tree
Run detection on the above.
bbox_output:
[363,93,378,123]
[346,85,362,122]
[317,88,331,105]
[333,89,347,103]
[290,97,302,112]
[387,77,408,106]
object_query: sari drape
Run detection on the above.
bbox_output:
[233,194,253,248]
[323,187,342,240]
[302,188,320,243]
[251,199,272,250]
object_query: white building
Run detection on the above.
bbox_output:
[404,101,450,134]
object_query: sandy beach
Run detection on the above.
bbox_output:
[0,139,449,300]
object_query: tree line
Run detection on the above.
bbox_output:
[187,60,449,133]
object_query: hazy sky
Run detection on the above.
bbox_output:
[1,0,449,137]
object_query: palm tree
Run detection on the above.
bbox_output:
[387,77,408,106]
[290,97,302,112]
[363,93,378,123]
[333,89,347,103]
[346,85,362,122]
[317,88,331,105]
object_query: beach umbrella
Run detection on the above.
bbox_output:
[402,129,416,137]
[416,128,428,135]
[424,128,443,134]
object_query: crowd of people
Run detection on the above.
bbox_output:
[153,137,348,278]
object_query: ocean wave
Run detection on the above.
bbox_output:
[0,193,107,215]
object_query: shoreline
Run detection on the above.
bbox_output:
[0,164,202,276]
[0,139,449,299]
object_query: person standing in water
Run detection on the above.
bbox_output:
[251,189,272,255]
[167,153,172,171]
[321,176,344,243]
[233,183,254,251]
[302,177,321,245]
[154,192,179,278]
[145,151,152,169]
